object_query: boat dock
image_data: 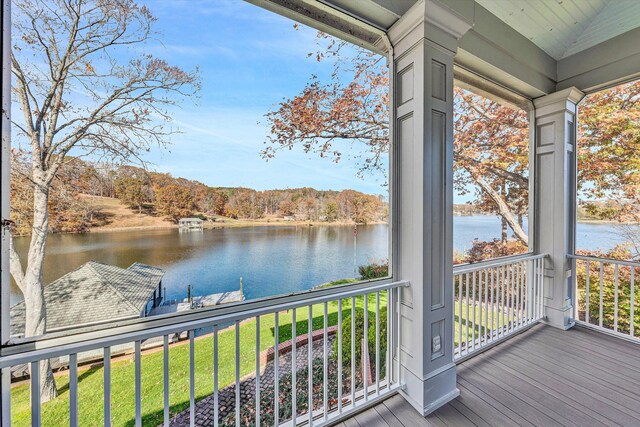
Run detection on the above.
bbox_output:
[149,288,245,316]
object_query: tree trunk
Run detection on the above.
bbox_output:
[501,217,508,243]
[22,181,58,402]
[469,171,529,245]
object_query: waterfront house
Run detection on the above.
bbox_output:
[9,261,164,338]
[2,1,640,426]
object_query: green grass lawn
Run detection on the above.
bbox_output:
[11,294,386,427]
[455,298,524,350]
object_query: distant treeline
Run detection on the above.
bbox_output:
[11,155,388,235]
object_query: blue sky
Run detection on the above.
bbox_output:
[129,0,388,195]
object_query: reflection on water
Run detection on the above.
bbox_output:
[11,217,635,306]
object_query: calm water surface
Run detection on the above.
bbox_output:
[11,217,635,305]
[452,216,633,254]
[12,225,388,305]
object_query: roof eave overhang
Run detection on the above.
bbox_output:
[245,0,389,55]
[254,0,640,97]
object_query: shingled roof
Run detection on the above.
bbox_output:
[10,261,164,336]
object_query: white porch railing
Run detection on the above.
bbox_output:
[453,253,547,361]
[0,280,407,427]
[570,254,640,342]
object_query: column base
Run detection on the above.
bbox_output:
[399,362,459,416]
[543,305,575,330]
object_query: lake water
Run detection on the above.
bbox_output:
[11,216,635,305]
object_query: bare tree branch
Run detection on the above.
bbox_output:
[10,0,200,402]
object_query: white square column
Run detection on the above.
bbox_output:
[533,88,584,329]
[388,0,471,415]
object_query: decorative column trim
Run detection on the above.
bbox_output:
[388,0,473,55]
[388,0,473,47]
[533,87,584,116]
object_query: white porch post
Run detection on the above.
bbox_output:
[388,0,471,415]
[533,88,584,329]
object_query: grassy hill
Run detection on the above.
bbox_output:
[81,195,174,232]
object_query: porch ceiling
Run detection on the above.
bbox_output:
[477,0,640,60]
[325,0,640,61]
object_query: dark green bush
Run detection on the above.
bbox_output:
[334,307,387,376]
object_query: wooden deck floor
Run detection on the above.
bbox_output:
[336,324,640,427]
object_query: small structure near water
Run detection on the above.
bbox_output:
[149,279,245,316]
[10,261,164,338]
[179,217,204,230]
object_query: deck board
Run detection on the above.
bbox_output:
[432,402,475,427]
[538,327,640,370]
[495,346,638,426]
[463,349,605,426]
[458,366,567,427]
[501,341,640,419]
[446,399,491,427]
[353,406,390,426]
[471,349,613,426]
[382,394,436,426]
[336,324,640,426]
[515,333,640,396]
[373,398,405,426]
[449,383,519,427]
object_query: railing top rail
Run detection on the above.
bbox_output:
[0,280,408,368]
[453,253,548,275]
[569,254,640,268]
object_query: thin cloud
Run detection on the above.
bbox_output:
[154,108,364,190]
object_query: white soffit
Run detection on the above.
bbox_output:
[476,0,640,60]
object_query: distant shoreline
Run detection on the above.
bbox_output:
[80,218,640,234]
[12,220,387,237]
[88,219,386,234]
[576,219,638,225]
[13,216,638,237]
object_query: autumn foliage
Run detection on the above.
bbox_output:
[262,33,389,178]
[11,151,106,235]
[262,30,531,252]
[578,80,640,226]
[264,29,640,263]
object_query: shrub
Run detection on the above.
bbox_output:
[575,246,640,334]
[463,239,528,263]
[358,261,389,280]
[334,306,387,377]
